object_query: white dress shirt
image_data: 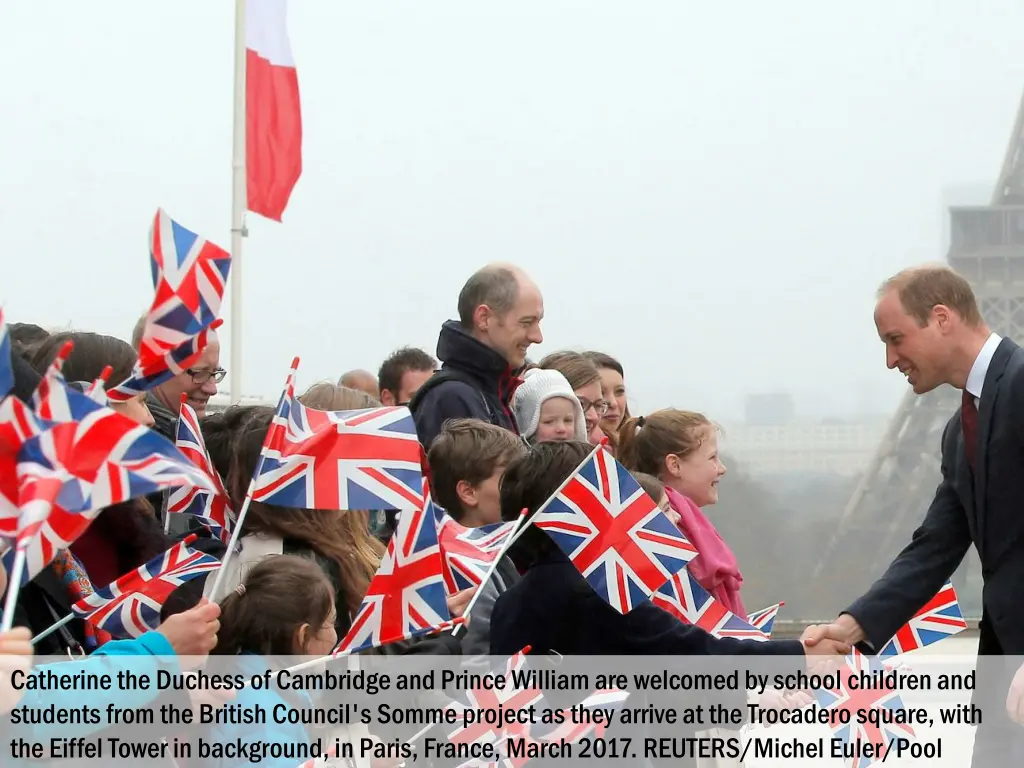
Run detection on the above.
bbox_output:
[965,333,1002,408]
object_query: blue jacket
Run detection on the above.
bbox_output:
[2,632,179,757]
[199,654,312,768]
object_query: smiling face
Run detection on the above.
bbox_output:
[597,367,626,430]
[478,279,544,369]
[874,288,953,394]
[153,340,222,417]
[664,428,727,507]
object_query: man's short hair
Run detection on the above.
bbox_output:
[880,265,982,328]
[378,347,436,398]
[427,418,526,520]
[457,265,520,329]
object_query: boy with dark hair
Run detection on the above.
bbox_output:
[426,418,525,660]
[427,418,525,527]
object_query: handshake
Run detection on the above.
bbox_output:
[797,614,866,674]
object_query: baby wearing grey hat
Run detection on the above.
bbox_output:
[512,368,588,444]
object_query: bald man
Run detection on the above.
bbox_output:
[408,263,544,449]
[338,369,380,399]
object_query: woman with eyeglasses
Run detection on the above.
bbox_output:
[535,350,609,447]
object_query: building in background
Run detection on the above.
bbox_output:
[722,393,888,477]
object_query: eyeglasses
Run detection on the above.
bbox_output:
[578,397,609,417]
[186,367,227,385]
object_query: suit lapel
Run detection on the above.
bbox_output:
[974,338,1015,550]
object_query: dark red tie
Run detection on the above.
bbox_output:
[961,390,978,468]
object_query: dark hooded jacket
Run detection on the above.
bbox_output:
[409,321,521,449]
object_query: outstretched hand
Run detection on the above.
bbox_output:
[801,614,866,648]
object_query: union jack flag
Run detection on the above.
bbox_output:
[0,308,13,398]
[539,688,630,743]
[108,209,229,402]
[431,501,517,593]
[252,361,423,511]
[142,208,230,363]
[812,649,917,768]
[335,499,451,654]
[0,380,217,574]
[652,569,768,640]
[71,534,220,638]
[747,602,784,637]
[108,322,220,403]
[84,369,113,404]
[530,445,698,614]
[0,394,104,554]
[879,580,967,657]
[165,396,234,543]
[446,649,543,752]
[31,339,112,410]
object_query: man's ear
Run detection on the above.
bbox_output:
[472,304,492,333]
[380,389,397,406]
[456,479,477,509]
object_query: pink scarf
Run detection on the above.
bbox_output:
[665,486,746,617]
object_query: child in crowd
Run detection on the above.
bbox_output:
[204,555,336,768]
[488,441,843,768]
[511,368,587,444]
[427,418,526,658]
[489,440,820,658]
[619,410,744,616]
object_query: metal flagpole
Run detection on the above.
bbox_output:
[229,0,247,405]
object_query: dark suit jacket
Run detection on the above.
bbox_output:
[846,336,1024,654]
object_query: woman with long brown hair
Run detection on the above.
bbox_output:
[209,401,385,637]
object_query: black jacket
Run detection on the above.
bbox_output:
[491,548,805,658]
[410,321,521,449]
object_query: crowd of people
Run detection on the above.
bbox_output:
[1,259,1022,768]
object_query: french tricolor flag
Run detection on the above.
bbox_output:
[246,0,302,221]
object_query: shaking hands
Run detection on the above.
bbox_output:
[797,614,865,673]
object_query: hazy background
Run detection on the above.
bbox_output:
[3,0,1022,619]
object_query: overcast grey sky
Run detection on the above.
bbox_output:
[3,1,1023,424]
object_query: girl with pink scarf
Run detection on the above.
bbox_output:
[619,409,744,615]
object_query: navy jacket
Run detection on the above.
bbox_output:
[410,321,521,449]
[491,548,805,658]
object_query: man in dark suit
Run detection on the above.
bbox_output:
[804,264,1024,763]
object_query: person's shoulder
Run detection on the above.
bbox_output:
[418,370,482,404]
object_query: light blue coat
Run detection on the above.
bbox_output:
[198,654,313,768]
[3,632,179,746]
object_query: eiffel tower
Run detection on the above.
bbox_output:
[811,90,1024,616]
